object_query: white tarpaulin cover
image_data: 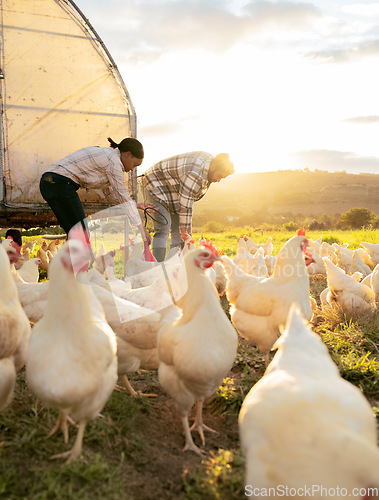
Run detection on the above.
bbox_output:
[0,0,136,209]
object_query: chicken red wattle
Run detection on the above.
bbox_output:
[5,236,22,264]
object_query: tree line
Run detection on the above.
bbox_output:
[193,208,379,233]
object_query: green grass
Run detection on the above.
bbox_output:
[313,308,379,419]
[182,449,245,500]
[191,228,379,256]
[0,376,149,499]
[5,229,379,498]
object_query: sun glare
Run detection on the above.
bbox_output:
[129,41,379,175]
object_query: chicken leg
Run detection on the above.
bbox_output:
[48,410,78,443]
[181,413,204,456]
[50,420,87,464]
[117,374,157,398]
[190,399,217,446]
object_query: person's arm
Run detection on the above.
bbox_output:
[105,157,149,230]
[137,223,151,246]
[177,171,203,236]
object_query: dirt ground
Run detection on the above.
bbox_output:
[119,367,242,500]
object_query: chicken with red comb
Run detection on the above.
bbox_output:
[182,231,196,254]
[222,233,313,366]
[26,239,117,463]
[68,223,94,272]
[200,240,219,257]
[1,237,22,265]
[158,247,238,454]
[0,243,31,412]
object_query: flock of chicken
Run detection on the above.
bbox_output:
[1,228,379,496]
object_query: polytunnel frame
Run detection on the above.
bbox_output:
[0,0,138,228]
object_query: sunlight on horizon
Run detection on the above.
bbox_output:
[129,45,379,176]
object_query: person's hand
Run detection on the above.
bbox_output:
[143,226,152,246]
[137,202,156,213]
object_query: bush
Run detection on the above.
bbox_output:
[339,208,377,229]
[308,219,326,230]
[282,221,298,231]
[202,220,225,233]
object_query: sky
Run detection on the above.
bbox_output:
[72,0,379,175]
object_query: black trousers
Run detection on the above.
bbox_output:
[40,172,87,236]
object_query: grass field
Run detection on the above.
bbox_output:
[1,229,378,499]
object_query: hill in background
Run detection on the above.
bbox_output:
[194,169,379,226]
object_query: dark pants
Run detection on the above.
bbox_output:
[40,172,87,236]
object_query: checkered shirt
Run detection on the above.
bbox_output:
[46,146,141,226]
[142,151,213,235]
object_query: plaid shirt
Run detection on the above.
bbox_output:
[47,146,141,226]
[142,151,213,235]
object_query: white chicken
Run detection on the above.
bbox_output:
[193,238,226,295]
[356,247,375,267]
[37,241,50,271]
[124,246,182,289]
[14,246,31,270]
[233,237,255,274]
[259,236,273,256]
[308,236,322,254]
[93,248,116,275]
[105,266,175,314]
[13,276,49,324]
[222,231,313,366]
[1,237,22,266]
[157,247,238,455]
[361,264,379,304]
[16,258,163,399]
[124,238,160,288]
[181,231,196,254]
[264,253,276,276]
[20,239,36,255]
[333,243,353,273]
[85,267,109,287]
[198,234,207,246]
[243,235,273,256]
[239,306,379,497]
[242,235,260,254]
[319,240,334,257]
[360,241,379,266]
[323,257,376,315]
[250,247,269,279]
[318,241,338,264]
[306,247,326,277]
[0,244,31,412]
[47,238,60,255]
[212,260,228,295]
[77,273,169,397]
[26,239,118,463]
[350,250,372,278]
[17,257,42,283]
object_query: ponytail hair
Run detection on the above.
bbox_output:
[107,136,144,159]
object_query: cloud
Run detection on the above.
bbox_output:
[306,39,379,63]
[138,122,183,137]
[293,149,379,174]
[242,1,322,30]
[75,0,322,63]
[138,115,199,137]
[344,115,379,124]
[342,3,379,17]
